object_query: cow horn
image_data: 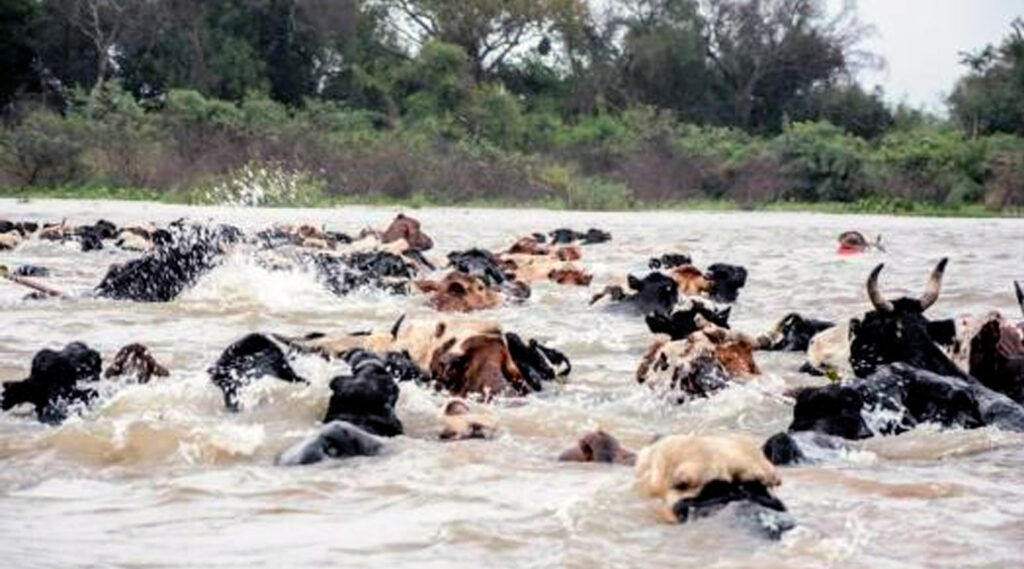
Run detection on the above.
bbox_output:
[866,264,894,312]
[390,314,406,340]
[1015,280,1023,317]
[918,258,948,311]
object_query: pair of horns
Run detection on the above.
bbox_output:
[866,258,948,312]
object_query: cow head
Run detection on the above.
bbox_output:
[380,213,433,251]
[415,272,501,312]
[761,313,835,352]
[668,265,711,296]
[448,248,509,286]
[439,399,499,440]
[848,259,964,378]
[430,331,526,397]
[628,272,680,316]
[705,263,748,303]
[645,300,732,340]
[508,236,550,255]
[548,268,593,286]
[637,319,758,403]
[635,434,790,538]
[968,312,1024,404]
[558,430,636,465]
[788,385,873,439]
[104,343,169,384]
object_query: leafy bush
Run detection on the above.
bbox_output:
[773,121,869,202]
[1,111,87,186]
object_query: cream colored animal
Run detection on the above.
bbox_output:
[284,317,504,371]
[0,231,23,250]
[439,399,499,440]
[807,323,851,374]
[115,229,154,252]
[635,433,781,522]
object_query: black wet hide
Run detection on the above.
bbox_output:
[764,313,835,351]
[96,225,240,302]
[671,480,792,540]
[0,220,39,235]
[849,302,964,379]
[626,272,680,316]
[548,228,612,245]
[789,385,873,440]
[447,249,508,286]
[381,351,430,384]
[761,432,806,466]
[313,251,415,296]
[705,263,747,303]
[648,253,693,270]
[208,334,307,412]
[505,333,571,391]
[645,302,732,340]
[1,342,101,424]
[664,354,730,404]
[789,363,1024,440]
[13,265,50,278]
[323,350,402,437]
[276,421,383,465]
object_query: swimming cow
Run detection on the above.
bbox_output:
[0,342,101,424]
[770,261,1024,457]
[635,434,793,539]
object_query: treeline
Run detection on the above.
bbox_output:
[0,0,1022,210]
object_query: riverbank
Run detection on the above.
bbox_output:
[2,186,1020,218]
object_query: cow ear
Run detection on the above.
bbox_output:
[414,279,439,293]
[434,323,446,338]
[628,274,642,290]
[848,319,860,340]
[579,438,595,461]
[448,281,468,296]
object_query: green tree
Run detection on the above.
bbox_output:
[949,18,1024,137]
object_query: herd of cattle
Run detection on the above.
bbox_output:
[2,214,1023,539]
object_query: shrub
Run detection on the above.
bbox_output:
[773,121,869,202]
[1,111,87,186]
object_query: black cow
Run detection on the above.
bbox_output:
[276,421,384,466]
[1,342,101,424]
[848,259,963,379]
[645,300,732,340]
[447,248,510,286]
[313,251,416,296]
[648,253,693,270]
[96,224,242,302]
[549,228,612,245]
[590,272,679,316]
[504,333,571,391]
[761,313,835,352]
[786,363,1024,442]
[705,263,748,304]
[322,350,403,437]
[208,334,307,411]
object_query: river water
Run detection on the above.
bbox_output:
[1,199,1022,568]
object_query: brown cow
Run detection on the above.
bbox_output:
[439,398,500,440]
[637,317,760,402]
[104,343,170,384]
[379,213,434,251]
[414,271,502,312]
[558,430,637,465]
[280,318,530,398]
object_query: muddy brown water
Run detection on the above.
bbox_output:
[1,199,1023,568]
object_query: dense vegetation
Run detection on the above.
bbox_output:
[1,0,1022,212]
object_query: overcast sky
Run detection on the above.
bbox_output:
[850,0,1022,112]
